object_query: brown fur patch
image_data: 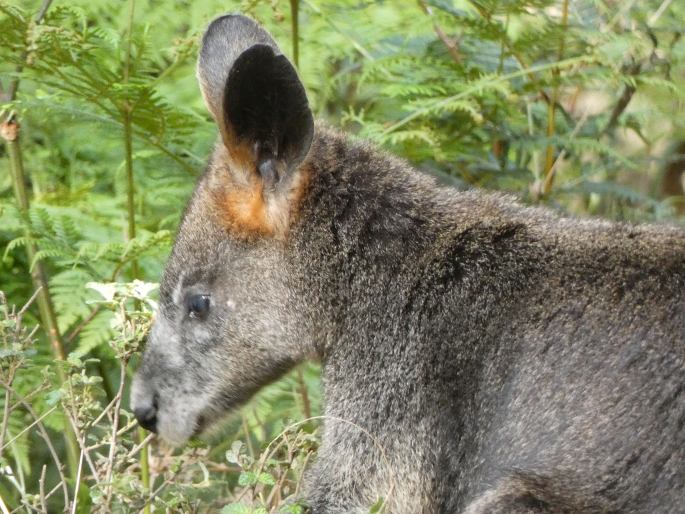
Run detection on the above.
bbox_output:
[208,142,312,240]
[215,182,274,237]
[222,129,255,174]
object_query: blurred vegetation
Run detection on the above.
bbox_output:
[0,0,684,512]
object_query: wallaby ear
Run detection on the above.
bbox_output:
[197,15,279,128]
[197,14,314,239]
[223,44,313,184]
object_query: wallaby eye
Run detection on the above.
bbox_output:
[186,294,210,319]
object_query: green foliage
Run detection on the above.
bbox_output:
[1,0,684,512]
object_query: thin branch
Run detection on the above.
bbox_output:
[0,383,69,510]
[295,367,312,419]
[0,406,57,453]
[0,388,13,457]
[3,0,54,112]
[89,391,122,428]
[289,0,300,68]
[16,287,42,317]
[0,0,80,476]
[418,0,461,63]
[69,449,84,514]
[41,481,63,503]
[103,360,127,510]
[600,82,636,136]
[542,0,570,195]
[126,433,155,460]
[64,412,101,486]
[294,449,314,497]
[648,0,674,26]
[65,306,101,344]
[541,110,590,195]
[0,494,9,514]
[38,465,47,514]
[600,55,642,137]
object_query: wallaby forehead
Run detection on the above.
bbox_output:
[159,183,227,300]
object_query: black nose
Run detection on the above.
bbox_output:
[134,401,158,433]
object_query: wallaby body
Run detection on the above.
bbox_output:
[132,14,685,513]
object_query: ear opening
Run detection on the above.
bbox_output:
[224,43,314,186]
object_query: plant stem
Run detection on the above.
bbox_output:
[103,361,126,511]
[2,0,54,108]
[123,112,139,278]
[121,0,151,509]
[8,151,63,363]
[2,119,80,479]
[600,62,640,137]
[542,0,569,196]
[123,0,138,264]
[1,4,66,367]
[0,0,80,479]
[418,0,461,63]
[289,0,300,69]
[296,367,312,419]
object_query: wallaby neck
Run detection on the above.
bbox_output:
[289,125,441,354]
[288,124,541,366]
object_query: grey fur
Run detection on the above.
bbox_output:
[132,14,685,514]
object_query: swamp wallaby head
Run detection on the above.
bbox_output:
[131,14,316,444]
[132,14,685,514]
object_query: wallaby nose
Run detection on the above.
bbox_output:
[134,399,158,433]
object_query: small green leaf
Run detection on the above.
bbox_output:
[367,497,385,514]
[45,389,63,406]
[257,472,276,486]
[220,503,252,514]
[238,471,257,487]
[279,501,307,514]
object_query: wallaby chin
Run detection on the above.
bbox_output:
[131,12,685,514]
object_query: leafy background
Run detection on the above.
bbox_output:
[1,0,684,512]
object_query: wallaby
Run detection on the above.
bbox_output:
[131,14,685,513]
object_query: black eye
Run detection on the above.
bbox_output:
[187,294,210,319]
